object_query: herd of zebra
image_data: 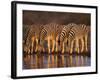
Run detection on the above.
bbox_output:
[23,23,90,54]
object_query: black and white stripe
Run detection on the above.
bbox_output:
[68,24,90,53]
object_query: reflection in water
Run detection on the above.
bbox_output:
[23,53,91,69]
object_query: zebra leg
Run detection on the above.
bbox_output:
[75,39,79,53]
[47,37,51,53]
[55,39,58,52]
[28,45,31,55]
[70,40,74,54]
[66,39,69,52]
[52,39,55,52]
[35,38,38,52]
[85,35,88,52]
[40,40,45,52]
[25,46,28,54]
[66,39,70,53]
[62,42,65,53]
[28,49,30,54]
[31,37,35,53]
[31,41,34,54]
[81,38,84,53]
[67,39,70,53]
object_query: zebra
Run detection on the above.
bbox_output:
[55,25,64,52]
[40,23,64,53]
[78,24,90,52]
[23,25,32,54]
[23,42,31,54]
[25,24,44,54]
[23,25,30,43]
[59,23,77,53]
[68,24,90,54]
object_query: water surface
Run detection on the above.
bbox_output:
[23,53,90,69]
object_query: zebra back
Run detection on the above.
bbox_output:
[60,23,76,43]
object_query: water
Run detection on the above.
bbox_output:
[23,53,91,69]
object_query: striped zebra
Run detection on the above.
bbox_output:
[23,25,30,43]
[68,24,90,54]
[55,25,64,52]
[78,24,90,52]
[23,42,31,54]
[59,23,77,53]
[25,24,44,54]
[40,23,64,53]
[23,25,31,54]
